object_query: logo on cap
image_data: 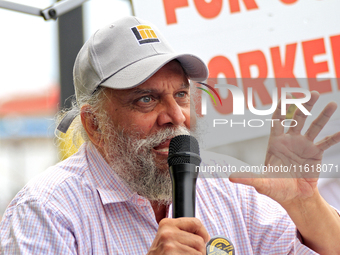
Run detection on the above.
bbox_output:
[131,25,160,45]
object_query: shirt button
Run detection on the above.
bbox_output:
[137,198,144,206]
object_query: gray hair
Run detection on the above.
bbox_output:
[55,87,109,153]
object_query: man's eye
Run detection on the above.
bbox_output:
[139,96,152,103]
[176,92,187,98]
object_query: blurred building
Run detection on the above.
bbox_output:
[0,85,59,217]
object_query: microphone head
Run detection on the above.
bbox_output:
[168,135,201,166]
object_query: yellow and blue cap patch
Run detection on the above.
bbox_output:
[131,25,160,45]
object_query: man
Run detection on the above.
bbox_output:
[1,16,340,254]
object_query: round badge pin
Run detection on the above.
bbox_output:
[206,235,235,255]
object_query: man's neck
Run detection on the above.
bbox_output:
[151,201,169,224]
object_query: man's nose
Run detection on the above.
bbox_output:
[157,97,186,127]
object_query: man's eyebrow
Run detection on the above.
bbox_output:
[130,88,157,95]
[181,83,190,89]
[129,83,190,95]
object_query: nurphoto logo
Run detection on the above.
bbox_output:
[196,82,312,128]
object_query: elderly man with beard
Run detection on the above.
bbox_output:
[1,16,340,255]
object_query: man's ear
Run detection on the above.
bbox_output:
[81,105,103,147]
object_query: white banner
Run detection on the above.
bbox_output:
[132,0,340,148]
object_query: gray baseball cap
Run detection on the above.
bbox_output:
[57,16,208,133]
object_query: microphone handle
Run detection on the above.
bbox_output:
[170,163,199,218]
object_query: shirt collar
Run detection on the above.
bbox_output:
[85,142,135,205]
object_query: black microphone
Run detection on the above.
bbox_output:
[167,135,201,218]
[168,135,236,254]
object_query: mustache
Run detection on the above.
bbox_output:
[133,126,190,152]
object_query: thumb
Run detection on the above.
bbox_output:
[229,172,264,190]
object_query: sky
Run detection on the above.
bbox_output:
[0,0,132,100]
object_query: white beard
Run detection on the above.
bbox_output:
[101,122,190,205]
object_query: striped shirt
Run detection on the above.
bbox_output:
[0,142,317,254]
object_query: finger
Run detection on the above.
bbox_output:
[175,218,210,243]
[229,172,264,188]
[316,131,340,151]
[271,93,294,136]
[157,218,208,254]
[305,102,338,141]
[271,95,291,136]
[287,91,319,135]
[175,243,205,255]
[159,241,204,255]
[176,232,207,254]
[229,173,285,198]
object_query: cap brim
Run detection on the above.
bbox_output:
[100,53,208,90]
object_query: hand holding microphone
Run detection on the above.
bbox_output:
[148,135,234,254]
[147,217,210,255]
[147,135,209,254]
